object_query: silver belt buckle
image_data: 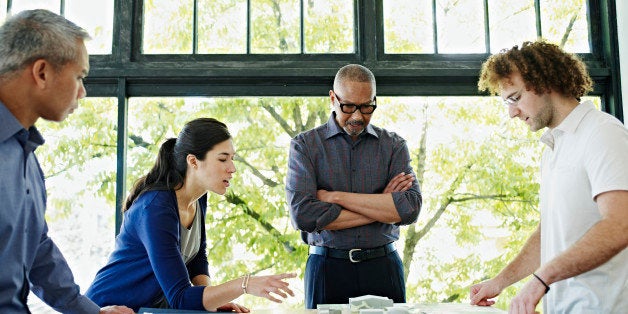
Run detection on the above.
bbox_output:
[349,248,362,263]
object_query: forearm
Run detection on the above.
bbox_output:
[495,226,541,289]
[192,274,210,286]
[201,278,243,311]
[323,191,401,223]
[323,209,375,230]
[536,217,628,285]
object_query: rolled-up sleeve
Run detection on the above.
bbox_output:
[390,138,422,225]
[286,135,342,233]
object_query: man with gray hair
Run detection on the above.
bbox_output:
[286,64,422,308]
[0,9,132,314]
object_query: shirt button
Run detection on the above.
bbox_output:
[26,189,30,194]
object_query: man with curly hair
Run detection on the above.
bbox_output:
[470,40,628,313]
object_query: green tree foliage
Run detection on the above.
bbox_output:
[35,0,592,311]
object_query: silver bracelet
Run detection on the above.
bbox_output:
[241,273,251,294]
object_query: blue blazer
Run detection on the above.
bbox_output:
[86,190,209,311]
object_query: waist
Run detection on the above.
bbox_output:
[309,243,396,263]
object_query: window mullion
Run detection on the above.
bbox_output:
[432,0,438,54]
[483,0,490,53]
[535,0,542,38]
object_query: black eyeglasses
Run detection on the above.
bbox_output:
[333,92,377,114]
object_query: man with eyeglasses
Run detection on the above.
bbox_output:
[470,41,628,313]
[286,64,422,309]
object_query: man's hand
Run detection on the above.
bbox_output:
[99,305,134,314]
[508,277,545,314]
[470,278,502,306]
[383,172,414,193]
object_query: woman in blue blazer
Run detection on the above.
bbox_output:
[86,118,295,312]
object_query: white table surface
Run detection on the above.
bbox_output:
[251,303,506,313]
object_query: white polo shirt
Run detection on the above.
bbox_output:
[539,101,628,313]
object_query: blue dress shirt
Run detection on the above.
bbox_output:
[0,102,100,313]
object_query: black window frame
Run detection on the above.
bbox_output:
[44,0,622,232]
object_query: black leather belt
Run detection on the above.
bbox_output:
[309,243,396,263]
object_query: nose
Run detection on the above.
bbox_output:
[228,160,237,173]
[78,81,87,99]
[350,109,364,119]
[508,104,519,119]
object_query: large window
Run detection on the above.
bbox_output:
[6,0,620,312]
[383,0,591,54]
[2,0,114,53]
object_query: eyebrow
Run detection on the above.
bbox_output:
[503,90,518,100]
[336,95,375,106]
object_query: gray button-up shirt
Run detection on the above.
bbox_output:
[286,113,422,249]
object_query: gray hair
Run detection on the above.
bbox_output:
[333,64,377,93]
[0,9,90,78]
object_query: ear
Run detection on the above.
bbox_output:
[186,154,198,169]
[31,59,51,89]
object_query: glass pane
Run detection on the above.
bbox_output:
[143,0,193,54]
[436,0,485,53]
[0,0,7,23]
[65,0,113,55]
[488,0,537,53]
[9,0,59,14]
[251,0,300,53]
[304,0,354,53]
[28,98,118,312]
[383,0,434,53]
[540,0,590,52]
[198,0,247,54]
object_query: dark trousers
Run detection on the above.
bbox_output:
[304,249,406,309]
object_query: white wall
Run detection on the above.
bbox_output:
[617,0,628,124]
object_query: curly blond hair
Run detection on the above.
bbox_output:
[478,40,592,98]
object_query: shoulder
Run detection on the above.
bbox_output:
[127,190,177,216]
[579,110,627,143]
[371,125,408,145]
[294,124,327,141]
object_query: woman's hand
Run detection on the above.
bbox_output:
[245,273,296,303]
[216,302,250,313]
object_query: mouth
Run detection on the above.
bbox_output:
[223,179,230,187]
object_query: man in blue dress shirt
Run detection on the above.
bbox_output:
[286,64,422,308]
[0,9,132,314]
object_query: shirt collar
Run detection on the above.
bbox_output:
[324,112,378,140]
[540,100,595,149]
[0,100,44,150]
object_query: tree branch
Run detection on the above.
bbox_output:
[261,103,297,138]
[224,192,296,253]
[560,11,578,48]
[234,155,280,187]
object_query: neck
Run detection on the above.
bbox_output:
[175,182,204,209]
[0,72,39,128]
[548,93,581,129]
